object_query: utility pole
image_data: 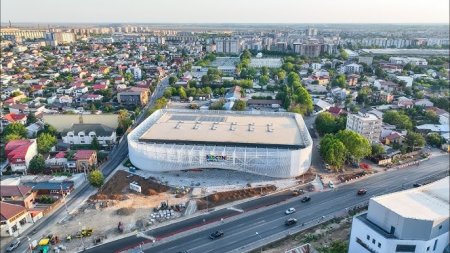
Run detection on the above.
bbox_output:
[60,183,69,215]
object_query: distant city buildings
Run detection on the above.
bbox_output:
[215,38,241,54]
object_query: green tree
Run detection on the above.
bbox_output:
[336,130,372,162]
[382,111,413,130]
[259,75,270,85]
[91,136,101,150]
[169,76,178,85]
[4,123,28,139]
[315,112,338,136]
[88,170,104,188]
[287,72,300,85]
[37,133,57,154]
[260,66,269,76]
[332,74,347,88]
[118,110,132,134]
[29,155,46,174]
[27,112,37,125]
[232,100,246,111]
[405,131,425,152]
[320,135,347,169]
[426,133,443,147]
[371,143,385,157]
[276,70,286,83]
[5,134,23,142]
[178,86,187,99]
[163,88,173,98]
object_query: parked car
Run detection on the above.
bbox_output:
[357,188,367,195]
[413,183,423,187]
[6,238,21,252]
[285,218,298,226]
[285,207,296,215]
[209,230,224,240]
[328,181,335,189]
[301,196,311,203]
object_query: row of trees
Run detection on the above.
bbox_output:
[276,72,314,115]
[320,130,372,169]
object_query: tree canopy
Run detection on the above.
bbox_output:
[88,170,104,188]
[319,135,347,169]
[382,110,413,130]
[335,130,372,162]
[37,133,57,154]
[29,155,45,174]
[232,100,246,111]
[405,131,425,152]
[315,112,347,136]
[4,123,28,140]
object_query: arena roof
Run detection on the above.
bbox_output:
[138,110,307,149]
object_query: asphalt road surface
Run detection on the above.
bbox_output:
[82,155,449,253]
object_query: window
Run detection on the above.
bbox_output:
[395,244,416,252]
[390,226,396,234]
[433,240,438,251]
[356,237,377,253]
[438,225,442,229]
[427,246,430,251]
[372,239,376,244]
[367,235,370,240]
[378,243,381,248]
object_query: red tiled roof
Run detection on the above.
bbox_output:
[55,151,66,159]
[4,113,27,123]
[0,201,26,221]
[328,106,343,115]
[0,185,32,197]
[73,150,96,160]
[5,140,34,162]
[92,84,108,90]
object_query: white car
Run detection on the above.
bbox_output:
[285,207,296,215]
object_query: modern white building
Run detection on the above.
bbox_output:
[62,123,117,146]
[128,109,313,178]
[346,112,382,143]
[389,57,428,66]
[344,63,363,74]
[127,66,142,80]
[348,177,449,253]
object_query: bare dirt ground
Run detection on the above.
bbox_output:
[49,170,190,252]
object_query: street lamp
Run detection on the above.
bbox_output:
[255,232,262,253]
[60,183,69,216]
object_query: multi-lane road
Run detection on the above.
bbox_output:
[82,155,449,253]
[6,76,170,253]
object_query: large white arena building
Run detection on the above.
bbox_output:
[127,109,313,178]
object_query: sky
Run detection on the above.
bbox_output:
[1,0,449,24]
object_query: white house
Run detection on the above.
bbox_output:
[62,123,117,146]
[344,63,363,74]
[348,177,449,253]
[414,99,434,107]
[396,76,413,87]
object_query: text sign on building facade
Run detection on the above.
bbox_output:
[206,155,227,162]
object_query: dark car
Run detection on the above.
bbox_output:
[6,238,20,252]
[413,183,423,188]
[285,218,298,226]
[301,196,311,203]
[209,230,224,240]
[357,188,367,195]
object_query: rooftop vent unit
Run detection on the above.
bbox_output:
[248,122,255,132]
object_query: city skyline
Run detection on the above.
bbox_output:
[2,0,449,24]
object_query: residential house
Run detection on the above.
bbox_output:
[72,150,98,173]
[396,76,413,87]
[45,152,67,172]
[373,80,400,93]
[328,106,345,117]
[331,87,349,100]
[414,99,434,107]
[3,113,27,125]
[79,94,103,103]
[117,88,149,106]
[380,131,405,145]
[347,74,359,86]
[0,201,33,237]
[28,182,74,196]
[397,97,414,109]
[0,185,36,209]
[61,123,116,146]
[371,91,394,104]
[5,140,38,173]
[313,99,332,114]
[247,99,282,109]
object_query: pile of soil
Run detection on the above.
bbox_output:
[337,171,367,183]
[197,185,276,210]
[90,170,170,200]
[115,207,136,216]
